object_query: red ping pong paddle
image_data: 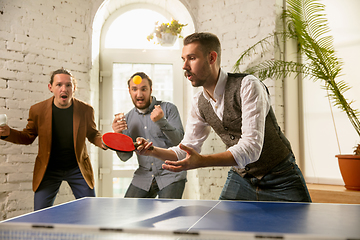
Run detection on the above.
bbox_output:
[102,132,153,152]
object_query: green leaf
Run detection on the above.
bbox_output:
[233,0,360,138]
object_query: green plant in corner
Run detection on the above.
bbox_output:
[233,0,360,155]
[147,19,187,43]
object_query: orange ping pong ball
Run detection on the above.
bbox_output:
[132,75,142,85]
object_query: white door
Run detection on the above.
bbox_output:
[98,48,183,197]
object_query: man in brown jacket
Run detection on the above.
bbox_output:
[0,68,106,210]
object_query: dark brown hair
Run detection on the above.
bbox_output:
[183,32,221,65]
[50,68,77,89]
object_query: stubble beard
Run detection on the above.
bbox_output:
[133,97,151,110]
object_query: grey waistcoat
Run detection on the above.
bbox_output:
[198,73,292,179]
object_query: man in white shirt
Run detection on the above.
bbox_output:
[136,32,311,202]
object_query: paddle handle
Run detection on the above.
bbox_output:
[133,142,154,150]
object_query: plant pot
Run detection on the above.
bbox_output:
[336,154,360,191]
[157,33,177,47]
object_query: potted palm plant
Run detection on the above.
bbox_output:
[147,19,187,47]
[233,0,360,190]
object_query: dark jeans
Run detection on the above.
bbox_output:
[219,154,312,202]
[125,178,186,199]
[34,166,95,211]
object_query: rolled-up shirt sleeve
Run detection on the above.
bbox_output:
[227,75,270,169]
[170,74,270,168]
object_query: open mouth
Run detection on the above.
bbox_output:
[61,95,68,100]
[184,70,193,80]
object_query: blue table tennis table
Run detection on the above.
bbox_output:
[1,197,360,239]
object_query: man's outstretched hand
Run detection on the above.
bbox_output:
[162,144,202,172]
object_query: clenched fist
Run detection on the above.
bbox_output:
[150,105,164,122]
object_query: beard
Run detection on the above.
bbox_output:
[132,97,151,110]
[184,63,212,87]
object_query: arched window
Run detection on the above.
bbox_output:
[104,9,180,50]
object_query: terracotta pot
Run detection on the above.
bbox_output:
[336,154,360,191]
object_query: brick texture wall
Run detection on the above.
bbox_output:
[0,0,279,219]
[0,0,93,220]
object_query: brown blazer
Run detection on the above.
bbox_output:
[3,97,103,192]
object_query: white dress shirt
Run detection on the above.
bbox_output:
[170,69,271,169]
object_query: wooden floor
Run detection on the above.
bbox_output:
[307,183,360,204]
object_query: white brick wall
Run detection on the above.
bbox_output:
[0,0,92,220]
[0,0,280,220]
